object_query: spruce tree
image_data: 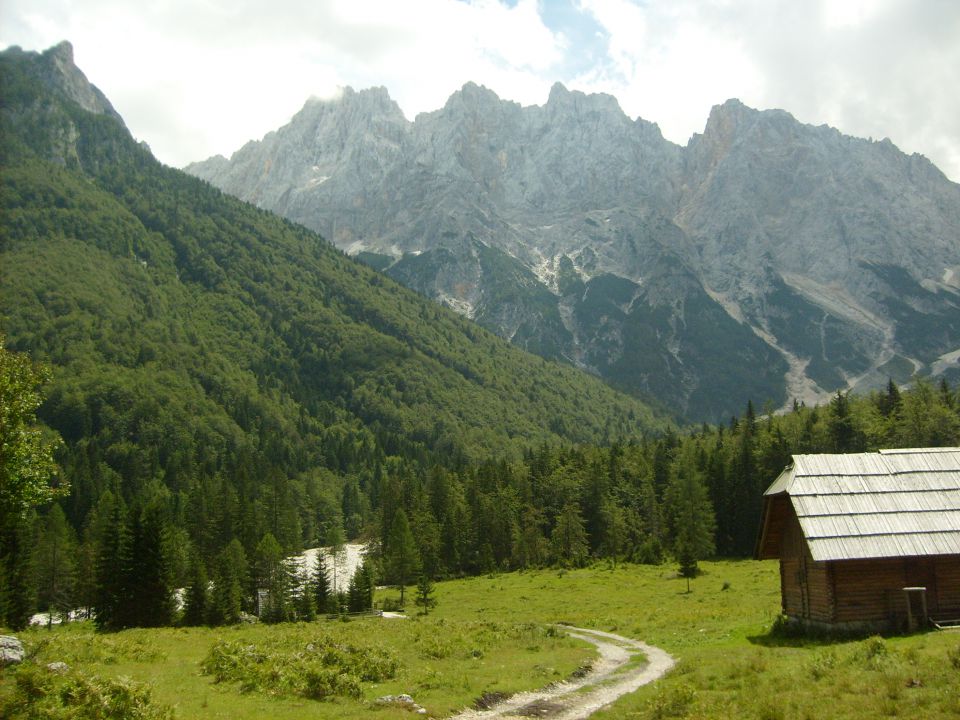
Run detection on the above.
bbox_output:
[295,563,317,621]
[385,509,420,606]
[254,533,293,622]
[209,539,247,625]
[666,447,716,587]
[0,513,36,630]
[347,559,374,613]
[125,501,172,627]
[325,523,347,599]
[34,505,76,626]
[182,552,210,627]
[415,572,435,615]
[550,502,589,568]
[94,490,128,631]
[312,551,333,615]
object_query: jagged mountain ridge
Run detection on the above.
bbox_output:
[186,81,960,422]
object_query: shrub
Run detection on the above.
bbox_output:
[2,664,172,720]
[200,633,397,701]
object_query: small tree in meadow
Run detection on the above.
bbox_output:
[666,447,715,591]
[415,573,436,615]
[385,509,420,606]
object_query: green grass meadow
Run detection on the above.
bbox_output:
[4,560,960,718]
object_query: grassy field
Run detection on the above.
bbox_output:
[3,560,960,718]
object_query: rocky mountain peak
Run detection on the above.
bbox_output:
[440,82,516,120]
[545,82,624,118]
[37,41,124,124]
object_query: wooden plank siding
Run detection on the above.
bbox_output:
[933,556,960,618]
[805,560,833,623]
[831,559,910,624]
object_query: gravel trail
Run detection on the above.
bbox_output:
[446,625,674,719]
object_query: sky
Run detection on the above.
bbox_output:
[2,0,958,181]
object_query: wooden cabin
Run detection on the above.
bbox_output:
[755,448,960,632]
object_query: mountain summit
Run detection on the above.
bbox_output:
[187,84,960,422]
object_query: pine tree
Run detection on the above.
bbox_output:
[550,502,589,568]
[415,572,435,615]
[295,563,316,621]
[312,551,333,614]
[666,447,716,588]
[34,505,76,626]
[125,501,172,628]
[254,532,289,622]
[597,494,627,565]
[209,539,247,626]
[879,378,902,418]
[346,559,374,613]
[94,490,128,631]
[182,552,209,627]
[513,505,547,569]
[829,390,862,453]
[385,509,420,606]
[0,513,36,630]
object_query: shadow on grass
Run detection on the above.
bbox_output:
[748,615,936,648]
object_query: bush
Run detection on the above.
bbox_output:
[1,664,172,719]
[200,633,397,701]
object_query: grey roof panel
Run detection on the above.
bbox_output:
[763,449,960,561]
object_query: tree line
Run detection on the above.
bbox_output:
[4,324,958,629]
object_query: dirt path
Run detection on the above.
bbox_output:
[446,626,675,719]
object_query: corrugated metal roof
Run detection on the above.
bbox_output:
[763,448,960,561]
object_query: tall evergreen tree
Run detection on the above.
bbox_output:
[182,551,210,627]
[385,509,420,606]
[347,559,374,613]
[94,490,128,631]
[597,494,627,565]
[125,501,172,628]
[550,502,589,568]
[666,447,716,585]
[33,505,76,626]
[209,539,248,626]
[254,532,291,622]
[829,390,862,453]
[325,523,347,599]
[0,513,36,630]
[294,563,317,621]
[312,550,333,614]
[513,505,547,569]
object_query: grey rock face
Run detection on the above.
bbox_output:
[186,85,960,421]
[38,42,125,123]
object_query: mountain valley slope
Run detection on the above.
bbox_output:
[0,42,665,492]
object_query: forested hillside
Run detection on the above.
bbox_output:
[0,43,663,628]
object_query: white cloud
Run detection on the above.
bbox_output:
[0,0,957,181]
[0,0,566,166]
[574,0,960,180]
